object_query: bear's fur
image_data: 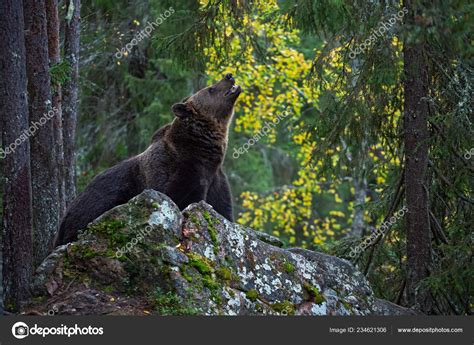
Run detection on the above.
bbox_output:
[54,74,241,246]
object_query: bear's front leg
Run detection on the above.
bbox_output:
[166,172,209,210]
[206,168,233,222]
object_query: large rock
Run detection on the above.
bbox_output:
[25,190,414,316]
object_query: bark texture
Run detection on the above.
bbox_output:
[403,0,432,314]
[0,0,34,309]
[24,0,60,265]
[46,0,66,218]
[63,0,81,207]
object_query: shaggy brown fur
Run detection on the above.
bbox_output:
[54,74,241,246]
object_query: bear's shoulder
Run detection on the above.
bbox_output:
[151,124,171,143]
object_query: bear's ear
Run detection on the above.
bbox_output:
[172,103,193,118]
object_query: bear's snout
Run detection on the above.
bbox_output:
[224,73,235,83]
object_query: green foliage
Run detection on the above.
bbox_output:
[70,0,473,315]
[50,60,71,92]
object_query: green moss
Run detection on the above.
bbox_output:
[341,300,352,311]
[150,243,167,253]
[189,214,200,226]
[88,219,125,236]
[283,261,295,274]
[187,253,214,276]
[225,255,233,265]
[105,248,117,258]
[62,256,76,277]
[80,246,102,259]
[303,283,325,304]
[215,266,238,283]
[181,267,194,283]
[271,300,295,315]
[5,302,16,312]
[184,253,222,296]
[245,289,259,302]
[70,245,119,265]
[216,267,232,281]
[32,296,47,304]
[102,285,115,293]
[154,288,199,315]
[87,219,129,248]
[202,275,220,290]
[210,289,223,305]
[69,243,113,261]
[202,210,213,225]
[202,210,219,255]
[62,263,91,285]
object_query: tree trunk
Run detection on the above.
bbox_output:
[0,0,34,310]
[403,0,432,313]
[341,136,367,238]
[46,0,66,219]
[24,0,60,265]
[351,175,367,237]
[63,0,81,207]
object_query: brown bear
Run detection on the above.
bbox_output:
[54,73,241,247]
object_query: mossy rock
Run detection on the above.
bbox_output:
[26,190,413,316]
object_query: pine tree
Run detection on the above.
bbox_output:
[403,0,432,313]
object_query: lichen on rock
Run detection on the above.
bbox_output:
[25,190,415,316]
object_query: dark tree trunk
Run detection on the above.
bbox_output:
[403,0,432,313]
[24,0,60,265]
[46,0,66,219]
[63,0,81,206]
[0,0,34,310]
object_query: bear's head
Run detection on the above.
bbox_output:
[172,73,241,123]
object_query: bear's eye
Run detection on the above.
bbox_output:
[208,87,215,94]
